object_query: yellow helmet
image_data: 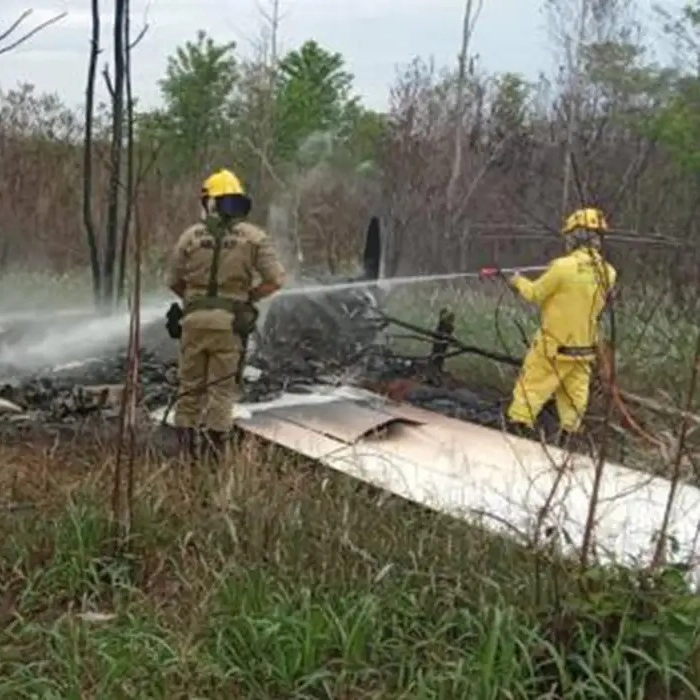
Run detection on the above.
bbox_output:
[200,168,251,219]
[201,168,244,198]
[561,207,609,236]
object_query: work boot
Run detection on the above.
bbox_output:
[555,429,575,451]
[202,430,229,468]
[502,416,538,440]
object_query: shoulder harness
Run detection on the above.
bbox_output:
[183,217,242,315]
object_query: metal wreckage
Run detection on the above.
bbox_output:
[2,217,700,585]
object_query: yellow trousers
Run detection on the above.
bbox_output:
[174,324,243,433]
[507,343,593,433]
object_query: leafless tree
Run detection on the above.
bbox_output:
[445,0,483,212]
[256,0,282,189]
[83,0,101,301]
[83,0,147,308]
[102,0,128,306]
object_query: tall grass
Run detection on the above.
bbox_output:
[2,271,700,697]
[0,439,699,698]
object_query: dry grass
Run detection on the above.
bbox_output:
[0,434,699,698]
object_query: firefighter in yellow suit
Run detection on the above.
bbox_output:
[506,207,617,439]
[165,169,286,464]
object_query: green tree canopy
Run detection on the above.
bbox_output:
[273,40,357,162]
[146,30,238,173]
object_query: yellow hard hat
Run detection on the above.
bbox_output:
[201,169,244,199]
[561,207,609,235]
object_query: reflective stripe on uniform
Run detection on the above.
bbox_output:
[557,345,596,358]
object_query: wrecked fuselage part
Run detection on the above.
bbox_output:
[150,385,700,589]
[251,213,386,377]
[252,277,385,378]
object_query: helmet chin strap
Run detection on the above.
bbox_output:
[201,196,216,219]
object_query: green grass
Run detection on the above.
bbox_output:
[0,441,699,699]
[2,269,700,697]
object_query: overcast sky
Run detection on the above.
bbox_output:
[0,0,682,112]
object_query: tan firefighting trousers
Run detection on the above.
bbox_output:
[507,341,593,433]
[174,324,243,433]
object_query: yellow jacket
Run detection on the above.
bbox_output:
[511,247,617,360]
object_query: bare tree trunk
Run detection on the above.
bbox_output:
[560,0,589,217]
[263,0,280,192]
[83,0,101,304]
[117,0,136,303]
[257,0,281,206]
[103,0,127,308]
[445,0,482,211]
[112,188,143,543]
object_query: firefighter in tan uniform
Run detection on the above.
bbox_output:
[165,169,286,463]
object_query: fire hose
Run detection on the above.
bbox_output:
[381,307,662,447]
[158,266,545,426]
[159,265,666,448]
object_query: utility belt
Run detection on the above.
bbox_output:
[165,295,258,339]
[182,296,244,316]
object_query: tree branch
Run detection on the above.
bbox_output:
[129,22,148,50]
[0,9,31,42]
[102,64,115,100]
[0,10,67,55]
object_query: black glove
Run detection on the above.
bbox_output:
[165,302,183,340]
[231,300,259,337]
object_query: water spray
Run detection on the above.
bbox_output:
[274,266,548,299]
[0,295,172,372]
[0,265,547,377]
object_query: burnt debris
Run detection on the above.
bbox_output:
[253,279,387,376]
[0,289,531,441]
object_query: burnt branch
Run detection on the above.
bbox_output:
[103,0,127,305]
[102,65,115,100]
[128,22,148,50]
[117,0,137,302]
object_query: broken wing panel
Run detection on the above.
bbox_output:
[265,398,422,444]
[239,411,345,459]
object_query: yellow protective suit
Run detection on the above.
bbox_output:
[506,246,617,433]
